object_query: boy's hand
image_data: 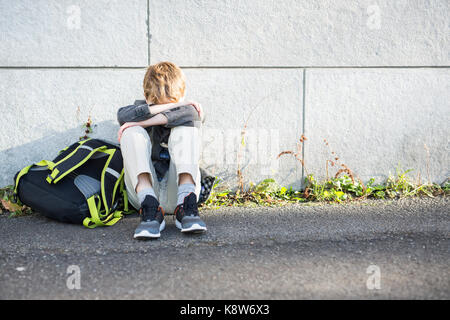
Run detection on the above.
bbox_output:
[118,122,139,143]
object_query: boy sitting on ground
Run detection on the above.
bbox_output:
[117,61,207,239]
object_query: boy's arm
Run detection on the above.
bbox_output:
[117,106,202,142]
[117,113,168,142]
[149,101,199,115]
[117,103,152,126]
[117,101,203,127]
[117,102,204,142]
[160,105,202,129]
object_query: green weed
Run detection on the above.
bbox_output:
[0,185,33,217]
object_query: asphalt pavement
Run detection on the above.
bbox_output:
[0,197,449,299]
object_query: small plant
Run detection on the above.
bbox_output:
[80,115,93,141]
[76,106,95,141]
[0,185,32,217]
[322,138,365,190]
[201,178,307,209]
[303,174,358,202]
[277,134,309,177]
[301,166,448,203]
[384,166,445,198]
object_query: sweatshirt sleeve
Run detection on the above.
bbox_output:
[117,103,202,128]
[161,105,202,128]
[117,103,154,126]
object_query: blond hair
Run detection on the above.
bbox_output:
[143,61,185,104]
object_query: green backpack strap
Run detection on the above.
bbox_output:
[13,160,56,205]
[98,147,124,216]
[82,176,134,229]
[81,145,134,228]
[46,139,108,184]
[120,178,131,214]
[82,195,125,228]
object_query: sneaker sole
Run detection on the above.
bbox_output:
[175,220,207,233]
[134,220,166,239]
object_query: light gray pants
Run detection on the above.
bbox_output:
[120,125,201,214]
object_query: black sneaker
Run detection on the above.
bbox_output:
[134,195,165,240]
[174,192,207,233]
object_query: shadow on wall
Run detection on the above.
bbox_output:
[0,120,119,187]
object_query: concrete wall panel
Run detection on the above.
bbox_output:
[304,68,450,185]
[0,68,146,185]
[0,0,148,66]
[183,68,304,189]
[150,0,450,67]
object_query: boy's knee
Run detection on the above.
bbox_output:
[170,125,197,134]
[123,125,147,136]
[121,126,150,144]
[169,126,200,146]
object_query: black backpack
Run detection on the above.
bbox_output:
[13,138,132,228]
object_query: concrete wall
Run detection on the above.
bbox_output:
[1,0,449,188]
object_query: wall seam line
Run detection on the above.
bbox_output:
[181,66,450,69]
[1,66,449,70]
[147,0,150,66]
[301,68,306,189]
